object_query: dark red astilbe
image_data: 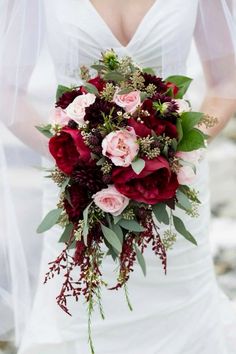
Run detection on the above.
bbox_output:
[44,247,83,315]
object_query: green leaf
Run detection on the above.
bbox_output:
[59,223,74,243]
[118,219,146,232]
[140,92,148,101]
[113,214,123,224]
[111,223,124,243]
[134,244,147,276]
[56,85,71,101]
[84,83,99,95]
[177,129,206,152]
[173,215,197,245]
[82,202,92,245]
[104,71,125,82]
[117,88,133,95]
[181,112,203,133]
[176,118,183,142]
[165,75,192,99]
[171,138,178,152]
[142,67,156,75]
[176,189,192,211]
[60,178,70,193]
[131,158,145,175]
[101,224,122,253]
[96,157,106,166]
[36,125,53,138]
[179,185,201,204]
[91,64,107,72]
[152,203,169,225]
[37,208,63,233]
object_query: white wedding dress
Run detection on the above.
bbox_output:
[2,0,236,353]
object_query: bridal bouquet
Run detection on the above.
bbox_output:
[37,50,216,353]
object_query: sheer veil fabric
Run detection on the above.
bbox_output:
[0,0,236,351]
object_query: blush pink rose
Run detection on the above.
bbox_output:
[174,99,191,114]
[50,107,70,126]
[114,91,141,113]
[65,93,96,124]
[177,165,197,185]
[102,127,139,167]
[176,150,203,164]
[92,185,129,216]
[176,150,203,185]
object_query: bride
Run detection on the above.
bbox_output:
[1,0,236,353]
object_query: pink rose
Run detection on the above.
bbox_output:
[176,150,203,164]
[92,185,129,216]
[65,93,96,125]
[114,91,141,114]
[176,150,203,185]
[50,107,70,126]
[102,127,139,167]
[177,165,196,185]
[174,99,191,114]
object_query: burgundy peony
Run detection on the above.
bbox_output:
[88,76,106,92]
[112,156,179,204]
[64,183,90,222]
[49,127,91,175]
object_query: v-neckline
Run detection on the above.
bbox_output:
[86,0,158,49]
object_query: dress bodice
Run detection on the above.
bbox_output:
[44,0,199,85]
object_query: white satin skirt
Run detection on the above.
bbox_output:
[18,154,236,354]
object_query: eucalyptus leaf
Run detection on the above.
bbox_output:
[104,71,125,82]
[118,219,145,232]
[134,244,147,276]
[101,224,122,253]
[91,64,107,72]
[113,214,123,224]
[117,88,133,95]
[82,202,93,245]
[84,83,99,95]
[96,157,106,166]
[60,178,70,193]
[37,208,63,233]
[152,203,169,225]
[59,223,74,243]
[131,158,145,175]
[142,67,156,75]
[36,125,53,138]
[173,215,197,245]
[177,129,206,152]
[111,223,124,244]
[56,85,71,101]
[176,189,192,211]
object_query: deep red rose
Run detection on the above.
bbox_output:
[64,183,90,222]
[112,156,179,204]
[49,127,91,175]
[88,76,106,92]
[166,82,179,97]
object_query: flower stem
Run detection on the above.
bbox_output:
[124,283,133,311]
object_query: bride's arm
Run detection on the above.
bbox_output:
[194,0,236,140]
[1,0,50,157]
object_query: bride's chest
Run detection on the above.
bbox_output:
[45,0,199,50]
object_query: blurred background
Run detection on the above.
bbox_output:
[0,43,236,353]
